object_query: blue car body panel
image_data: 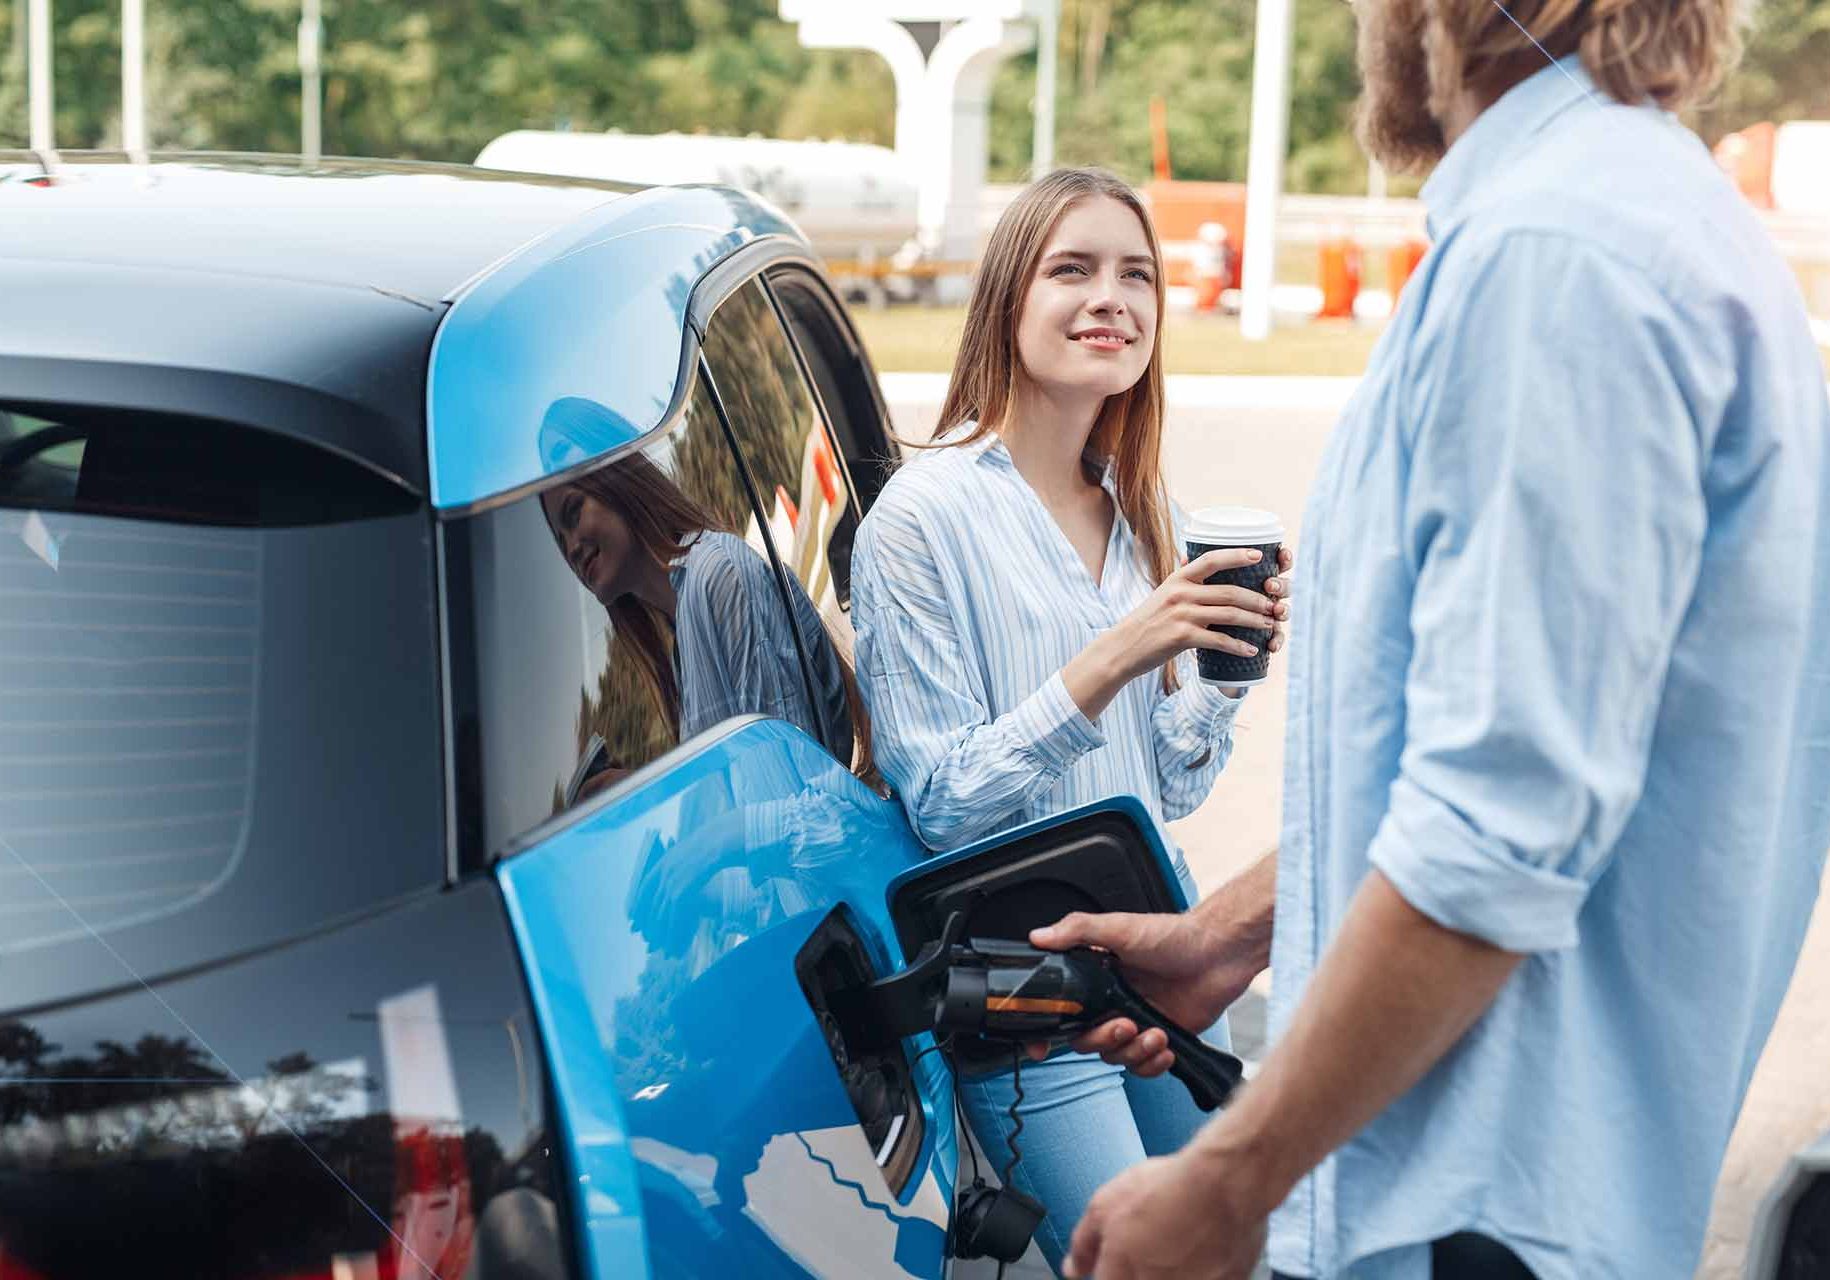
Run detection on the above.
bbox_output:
[497,718,958,1279]
[426,184,805,511]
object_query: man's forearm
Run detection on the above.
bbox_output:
[1195,849,1277,980]
[1189,869,1524,1215]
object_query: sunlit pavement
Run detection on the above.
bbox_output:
[885,377,1830,1280]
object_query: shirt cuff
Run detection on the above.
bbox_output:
[1183,677,1246,736]
[1367,774,1591,953]
[1011,671,1107,772]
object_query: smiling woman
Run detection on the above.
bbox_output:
[847,167,1293,1273]
[930,169,1181,647]
[1019,216,1157,398]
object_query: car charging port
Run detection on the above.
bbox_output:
[795,908,924,1195]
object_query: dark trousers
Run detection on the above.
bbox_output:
[1271,1232,1537,1280]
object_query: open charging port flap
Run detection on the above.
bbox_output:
[885,808,1182,1071]
[794,908,925,1195]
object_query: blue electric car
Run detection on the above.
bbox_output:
[0,152,1204,1280]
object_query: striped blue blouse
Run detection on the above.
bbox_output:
[850,428,1244,860]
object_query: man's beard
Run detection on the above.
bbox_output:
[1352,0,1449,174]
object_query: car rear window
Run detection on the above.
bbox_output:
[0,404,442,1012]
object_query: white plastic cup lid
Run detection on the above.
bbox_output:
[1185,505,1284,546]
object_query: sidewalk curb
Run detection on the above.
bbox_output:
[878,371,1363,411]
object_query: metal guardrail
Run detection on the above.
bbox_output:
[1764,209,1830,266]
[823,257,976,279]
[1279,194,1830,266]
[984,187,1830,265]
[1276,194,1428,249]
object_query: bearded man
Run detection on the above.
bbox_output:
[1032,2,1830,1277]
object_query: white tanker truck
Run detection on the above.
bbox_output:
[475,130,922,270]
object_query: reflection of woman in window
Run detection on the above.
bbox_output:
[541,435,883,1004]
[851,169,1290,1272]
[538,433,871,786]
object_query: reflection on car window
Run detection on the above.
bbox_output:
[0,409,439,1010]
[0,882,566,1280]
[0,408,86,507]
[0,404,417,526]
[453,374,859,858]
[701,281,871,775]
[539,424,853,780]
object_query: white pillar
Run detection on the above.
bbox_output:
[792,16,926,162]
[922,16,1033,268]
[299,0,321,164]
[121,0,145,154]
[1240,0,1294,341]
[1032,0,1058,178]
[27,0,51,153]
[782,3,1040,297]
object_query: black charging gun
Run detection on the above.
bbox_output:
[834,909,1244,1112]
[830,911,1245,1264]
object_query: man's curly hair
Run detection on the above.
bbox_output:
[1428,0,1745,116]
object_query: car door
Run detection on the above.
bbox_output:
[440,308,962,1279]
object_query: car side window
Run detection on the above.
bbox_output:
[700,279,874,779]
[767,268,899,517]
[447,366,856,860]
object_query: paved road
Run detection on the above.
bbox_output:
[886,389,1830,1280]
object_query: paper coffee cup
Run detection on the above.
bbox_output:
[1184,506,1284,687]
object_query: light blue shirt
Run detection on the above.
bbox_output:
[1269,60,1830,1280]
[850,429,1244,861]
[669,530,851,750]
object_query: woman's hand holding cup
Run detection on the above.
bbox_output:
[1064,545,1289,720]
[1114,547,1286,678]
[1183,506,1290,688]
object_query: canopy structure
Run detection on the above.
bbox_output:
[780,2,1051,292]
[1240,0,1294,340]
[787,0,1295,336]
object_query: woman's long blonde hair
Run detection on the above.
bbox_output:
[932,167,1182,694]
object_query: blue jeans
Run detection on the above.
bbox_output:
[958,862,1230,1274]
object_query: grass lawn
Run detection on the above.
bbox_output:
[849,303,1387,376]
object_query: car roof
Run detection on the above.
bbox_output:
[0,152,633,302]
[0,153,637,493]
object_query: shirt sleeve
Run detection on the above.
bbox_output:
[1152,651,1245,821]
[1366,231,1712,953]
[672,535,805,741]
[1152,501,1245,819]
[851,489,1106,851]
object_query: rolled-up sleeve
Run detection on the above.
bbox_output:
[1367,232,1711,953]
[852,494,1105,851]
[1152,653,1244,821]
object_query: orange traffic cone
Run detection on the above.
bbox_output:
[1317,235,1362,320]
[1386,238,1428,304]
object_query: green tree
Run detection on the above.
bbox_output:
[987,0,1362,191]
[1696,0,1830,140]
[2,1,1825,185]
[0,0,888,158]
